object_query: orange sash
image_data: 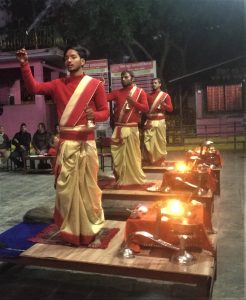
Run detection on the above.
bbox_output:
[60,75,100,127]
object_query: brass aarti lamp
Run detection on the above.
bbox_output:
[120,203,180,259]
[121,199,197,265]
[161,199,196,265]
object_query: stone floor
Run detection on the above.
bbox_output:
[0,150,245,300]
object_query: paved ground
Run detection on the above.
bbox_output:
[0,150,245,300]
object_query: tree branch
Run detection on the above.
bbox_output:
[131,38,153,61]
[124,42,137,62]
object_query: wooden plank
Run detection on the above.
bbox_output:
[102,188,193,202]
[194,190,215,233]
[21,221,215,277]
[0,220,216,299]
[142,161,176,173]
[102,185,214,232]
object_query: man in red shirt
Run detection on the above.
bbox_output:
[107,71,149,187]
[16,46,109,246]
[142,78,173,166]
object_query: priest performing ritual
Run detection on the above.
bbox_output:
[16,46,109,246]
[107,70,149,188]
[142,78,173,166]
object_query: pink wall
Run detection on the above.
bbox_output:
[196,116,244,136]
[0,60,57,138]
[0,103,56,138]
[10,80,21,104]
[194,86,245,136]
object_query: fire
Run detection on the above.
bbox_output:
[161,199,185,218]
[175,161,188,173]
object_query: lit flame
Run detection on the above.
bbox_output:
[161,199,185,217]
[175,161,188,173]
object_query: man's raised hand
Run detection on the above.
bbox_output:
[16,48,28,64]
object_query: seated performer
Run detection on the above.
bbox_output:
[142,78,173,166]
[16,46,109,246]
[107,70,149,187]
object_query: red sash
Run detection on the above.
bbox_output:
[60,75,100,127]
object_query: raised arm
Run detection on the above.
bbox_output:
[16,48,54,95]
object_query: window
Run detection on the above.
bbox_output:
[21,79,35,103]
[206,83,242,112]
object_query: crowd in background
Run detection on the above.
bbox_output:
[0,122,59,170]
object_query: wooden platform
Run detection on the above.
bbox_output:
[142,161,176,173]
[0,220,216,300]
[102,183,215,232]
[102,189,193,202]
[195,190,215,232]
[143,162,221,196]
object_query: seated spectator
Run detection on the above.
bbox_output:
[10,123,31,169]
[32,122,52,169]
[48,124,60,157]
[48,124,60,172]
[0,125,11,168]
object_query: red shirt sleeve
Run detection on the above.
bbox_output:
[20,62,55,96]
[107,90,118,102]
[164,94,173,112]
[93,82,110,122]
[132,89,149,113]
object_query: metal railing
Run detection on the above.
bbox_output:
[0,27,64,51]
[167,121,246,150]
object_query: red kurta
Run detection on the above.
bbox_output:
[147,90,173,116]
[20,62,109,246]
[107,85,149,123]
[21,63,109,137]
[107,85,148,187]
[143,90,173,165]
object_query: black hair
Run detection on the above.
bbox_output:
[121,70,135,79]
[38,122,46,129]
[63,45,88,61]
[20,123,26,131]
[152,77,161,84]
